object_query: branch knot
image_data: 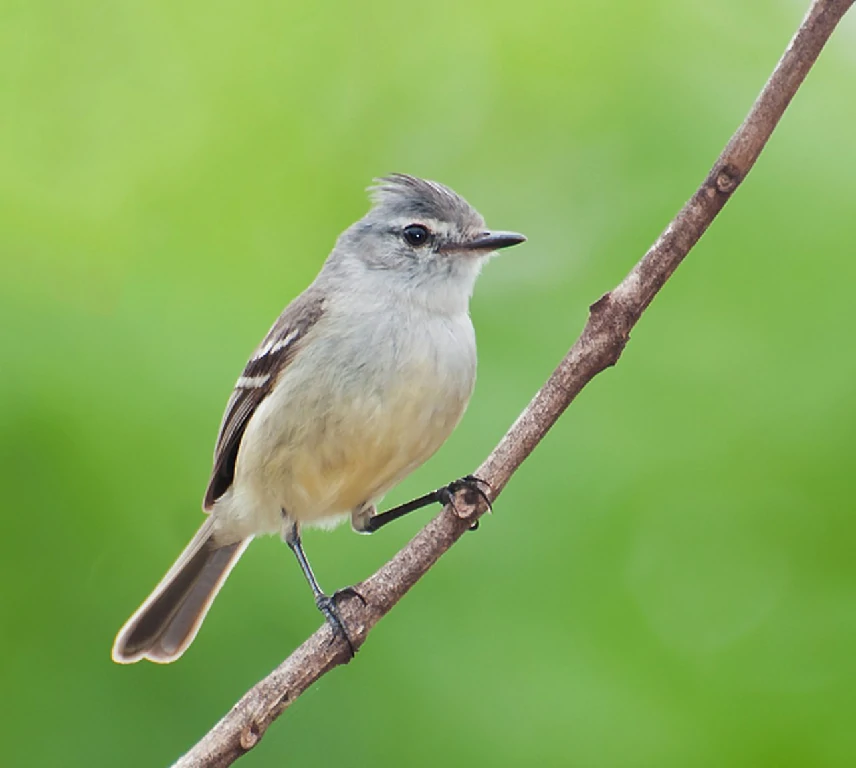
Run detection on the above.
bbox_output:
[713,163,741,194]
[239,723,260,751]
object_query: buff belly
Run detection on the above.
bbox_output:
[211,334,475,543]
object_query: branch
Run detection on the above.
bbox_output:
[174,1,854,764]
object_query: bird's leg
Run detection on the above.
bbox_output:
[361,475,492,533]
[282,518,356,657]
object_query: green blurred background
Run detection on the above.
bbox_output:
[2,1,855,765]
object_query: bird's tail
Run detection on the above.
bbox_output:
[111,517,252,664]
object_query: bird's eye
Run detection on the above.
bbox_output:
[402,224,430,247]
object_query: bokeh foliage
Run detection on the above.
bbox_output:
[2,1,855,766]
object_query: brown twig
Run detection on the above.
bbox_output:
[173,1,854,764]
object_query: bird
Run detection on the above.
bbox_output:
[111,174,526,663]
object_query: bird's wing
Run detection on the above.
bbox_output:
[202,291,326,510]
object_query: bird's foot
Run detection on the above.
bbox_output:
[333,584,367,607]
[316,592,356,659]
[437,475,493,527]
[315,586,365,659]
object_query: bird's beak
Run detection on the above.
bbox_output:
[459,230,527,252]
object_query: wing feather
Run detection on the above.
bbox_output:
[202,291,325,510]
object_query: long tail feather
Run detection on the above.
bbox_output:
[112,518,251,664]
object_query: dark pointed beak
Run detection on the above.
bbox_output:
[460,230,527,251]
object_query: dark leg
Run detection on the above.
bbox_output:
[363,475,492,533]
[283,520,356,657]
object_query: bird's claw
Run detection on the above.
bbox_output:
[315,592,357,659]
[334,584,367,607]
[439,474,493,522]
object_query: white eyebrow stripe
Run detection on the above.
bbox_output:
[387,218,459,243]
[236,375,270,389]
[252,327,300,360]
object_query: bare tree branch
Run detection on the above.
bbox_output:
[173,1,854,765]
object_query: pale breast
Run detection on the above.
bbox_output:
[222,307,477,536]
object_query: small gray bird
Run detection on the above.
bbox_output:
[112,174,526,663]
